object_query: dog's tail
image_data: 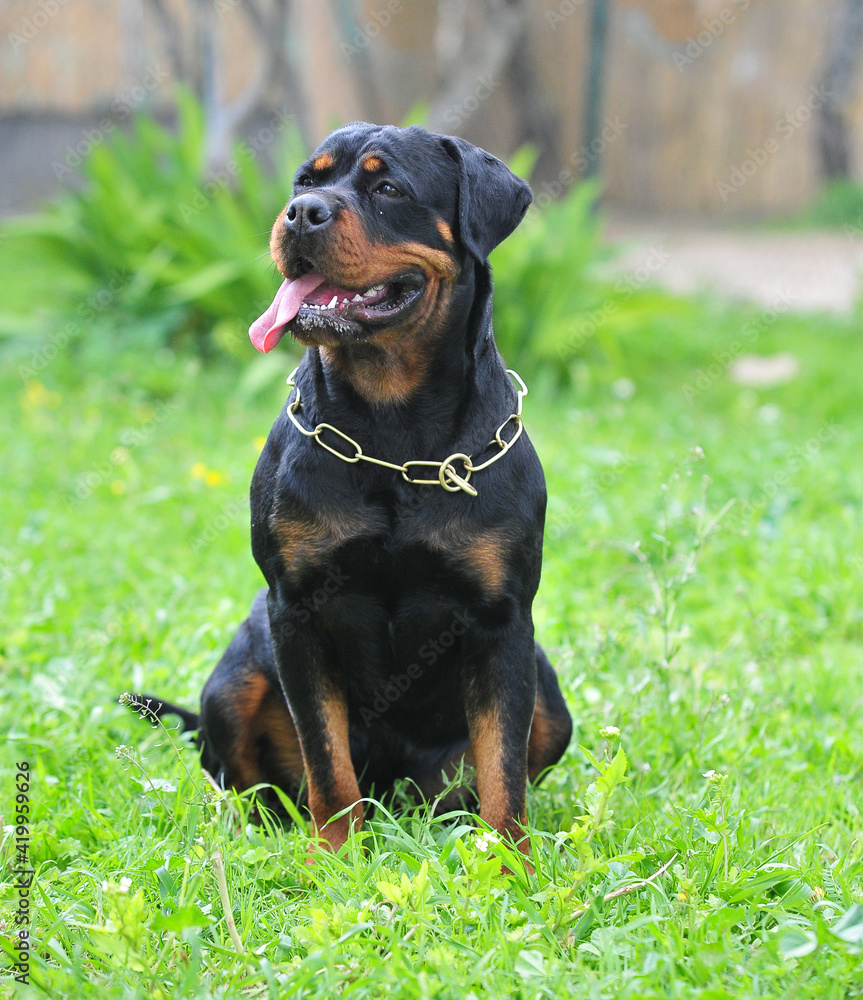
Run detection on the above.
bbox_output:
[121,692,200,732]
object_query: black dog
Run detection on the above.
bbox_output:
[137,123,571,858]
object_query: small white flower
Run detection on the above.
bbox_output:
[475,836,489,853]
[611,378,635,400]
[599,726,620,739]
[702,769,716,779]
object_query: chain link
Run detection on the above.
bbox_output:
[284,367,528,497]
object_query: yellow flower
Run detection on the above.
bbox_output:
[191,462,208,479]
[23,380,61,409]
[253,436,267,452]
[204,469,225,487]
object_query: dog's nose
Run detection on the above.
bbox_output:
[285,193,334,233]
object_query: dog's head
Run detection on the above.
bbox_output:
[250,123,532,353]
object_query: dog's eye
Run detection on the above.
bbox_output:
[375,182,401,198]
[297,175,315,188]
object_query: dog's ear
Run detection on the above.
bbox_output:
[440,136,533,261]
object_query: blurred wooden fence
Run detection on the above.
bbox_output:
[1,0,861,217]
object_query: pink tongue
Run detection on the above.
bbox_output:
[249,272,327,352]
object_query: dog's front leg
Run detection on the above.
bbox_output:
[462,622,538,854]
[267,593,362,855]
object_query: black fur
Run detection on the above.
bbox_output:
[130,124,571,852]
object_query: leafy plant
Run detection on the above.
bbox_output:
[3,290,863,996]
[564,729,631,873]
[0,88,302,357]
[612,448,734,702]
[1,91,672,378]
[808,178,863,229]
[489,180,678,380]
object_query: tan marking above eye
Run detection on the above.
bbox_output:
[313,152,334,171]
[436,219,454,243]
[362,155,384,172]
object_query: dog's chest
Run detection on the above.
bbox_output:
[270,489,509,602]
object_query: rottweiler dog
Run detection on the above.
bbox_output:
[136,123,571,858]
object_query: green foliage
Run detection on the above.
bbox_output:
[808,178,863,229]
[490,180,606,369]
[0,93,654,378]
[489,181,677,380]
[0,88,303,358]
[1,94,862,999]
[2,285,862,996]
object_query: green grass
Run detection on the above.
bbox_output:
[1,292,862,999]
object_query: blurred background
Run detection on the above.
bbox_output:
[4,0,863,216]
[2,0,863,368]
[3,13,862,993]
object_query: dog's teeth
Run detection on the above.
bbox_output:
[364,284,385,296]
[327,296,338,309]
[352,294,363,303]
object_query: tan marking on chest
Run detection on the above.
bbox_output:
[409,521,510,597]
[271,506,386,575]
[462,532,509,596]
